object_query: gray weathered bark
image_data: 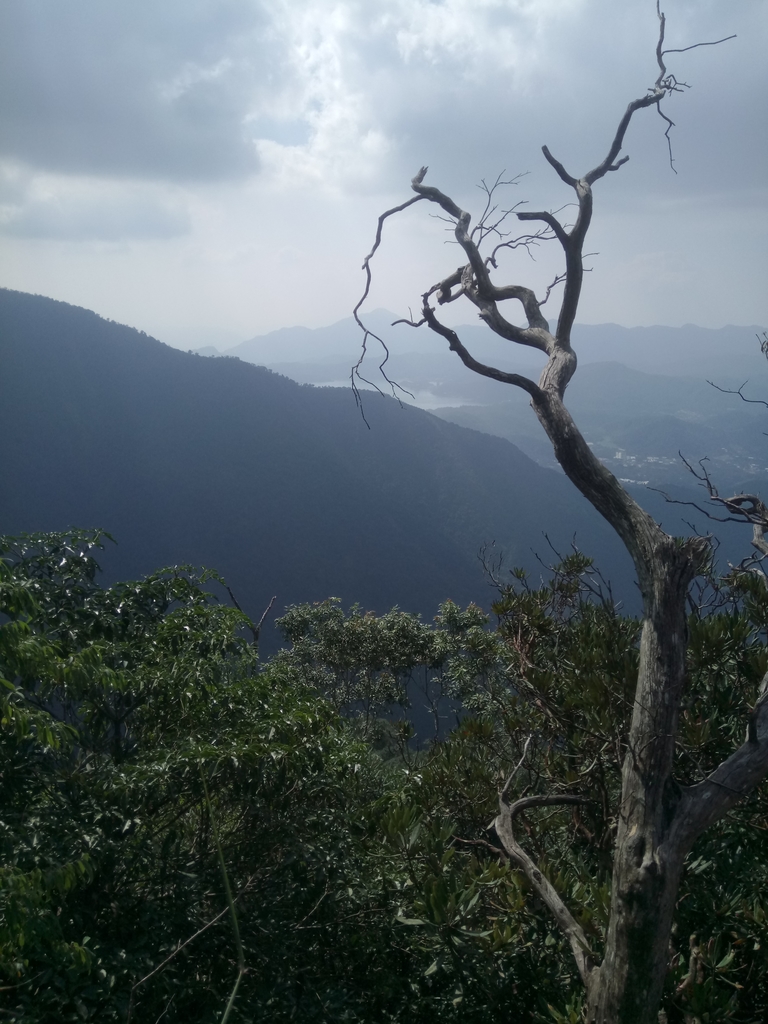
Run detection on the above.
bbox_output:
[355,7,765,1022]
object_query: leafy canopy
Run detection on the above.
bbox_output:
[1,531,766,1022]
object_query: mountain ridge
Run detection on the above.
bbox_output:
[1,288,637,649]
[218,312,765,382]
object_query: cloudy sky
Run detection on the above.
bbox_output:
[0,0,765,350]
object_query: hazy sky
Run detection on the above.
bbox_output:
[1,0,766,350]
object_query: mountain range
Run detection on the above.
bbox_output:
[213,314,768,493]
[2,288,641,653]
[3,288,764,655]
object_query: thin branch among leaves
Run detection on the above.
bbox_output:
[494,763,593,986]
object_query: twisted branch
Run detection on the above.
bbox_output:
[352,190,425,421]
[353,5,734,407]
[654,455,768,558]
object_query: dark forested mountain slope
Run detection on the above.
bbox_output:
[0,289,633,646]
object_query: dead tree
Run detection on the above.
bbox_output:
[354,7,764,1023]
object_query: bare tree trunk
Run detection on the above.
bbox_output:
[533,390,706,1023]
[585,571,694,1022]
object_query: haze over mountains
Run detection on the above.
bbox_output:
[2,288,638,651]
[212,314,768,493]
[3,287,765,655]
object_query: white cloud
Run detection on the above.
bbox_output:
[246,1,391,191]
[0,0,271,180]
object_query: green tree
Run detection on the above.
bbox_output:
[0,531,392,1022]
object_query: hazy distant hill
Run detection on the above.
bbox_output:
[226,312,764,385]
[433,361,768,490]
[225,314,767,489]
[1,288,640,650]
[223,308,442,365]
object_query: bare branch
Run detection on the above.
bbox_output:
[663,35,736,56]
[708,378,768,410]
[356,193,426,306]
[581,2,724,186]
[223,586,275,648]
[426,266,465,306]
[475,204,529,246]
[655,1,669,85]
[223,583,258,644]
[391,315,426,329]
[482,283,551,331]
[494,791,595,985]
[500,734,533,800]
[471,171,528,246]
[451,835,508,861]
[541,145,577,188]
[409,175,465,223]
[539,271,567,308]
[653,452,768,558]
[254,595,278,640]
[350,324,415,426]
[409,172,556,350]
[487,226,553,270]
[605,155,630,174]
[584,91,664,186]
[350,183,429,420]
[657,103,679,172]
[672,678,768,846]
[649,484,733,525]
[721,495,768,558]
[517,209,569,249]
[420,301,542,398]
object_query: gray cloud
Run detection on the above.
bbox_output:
[2,0,764,198]
[0,0,273,181]
[360,0,768,203]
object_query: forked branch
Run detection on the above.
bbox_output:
[352,190,426,420]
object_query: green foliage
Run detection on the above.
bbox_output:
[666,570,768,1022]
[0,531,381,1021]
[275,598,439,736]
[1,531,766,1022]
